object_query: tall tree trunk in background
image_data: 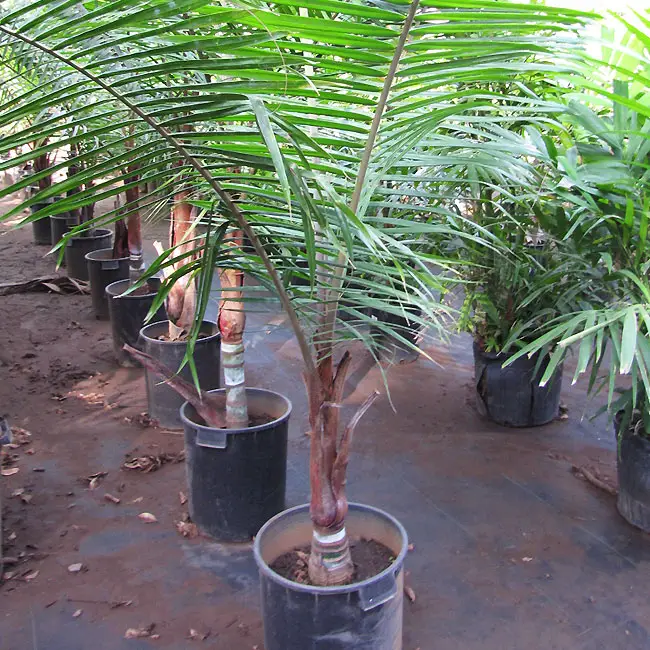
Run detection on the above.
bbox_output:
[33,143,51,191]
[124,137,144,278]
[66,143,81,225]
[218,228,248,429]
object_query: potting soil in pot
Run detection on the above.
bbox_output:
[270,537,394,586]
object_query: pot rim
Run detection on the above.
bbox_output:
[140,319,219,345]
[67,227,112,241]
[253,502,408,595]
[180,387,292,435]
[105,278,160,299]
[85,247,129,263]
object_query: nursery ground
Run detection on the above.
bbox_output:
[0,199,649,650]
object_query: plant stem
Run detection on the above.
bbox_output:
[307,0,420,586]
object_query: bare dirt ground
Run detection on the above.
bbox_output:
[0,197,262,649]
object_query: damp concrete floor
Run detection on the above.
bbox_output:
[0,215,649,650]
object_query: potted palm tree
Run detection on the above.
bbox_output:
[0,0,592,646]
[508,59,650,531]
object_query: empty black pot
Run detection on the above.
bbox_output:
[65,228,112,281]
[616,419,650,533]
[180,388,290,542]
[86,248,129,320]
[106,278,165,366]
[254,503,408,650]
[140,320,221,429]
[473,341,563,427]
[30,202,52,245]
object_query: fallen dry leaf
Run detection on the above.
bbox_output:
[122,451,185,473]
[6,427,32,447]
[73,609,83,618]
[3,571,16,581]
[67,563,85,573]
[188,628,210,641]
[20,493,32,504]
[404,585,416,603]
[179,491,188,505]
[8,531,17,541]
[522,557,533,563]
[138,512,157,524]
[104,493,121,504]
[11,488,25,497]
[125,623,156,639]
[176,520,198,538]
[82,471,107,490]
[131,497,143,504]
[23,570,39,582]
[1,467,19,477]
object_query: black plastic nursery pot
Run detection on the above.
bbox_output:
[140,320,221,429]
[370,305,421,358]
[180,388,290,542]
[105,278,165,366]
[85,248,129,320]
[254,503,408,650]
[473,341,563,427]
[50,214,74,266]
[616,420,650,533]
[65,228,112,281]
[30,202,52,245]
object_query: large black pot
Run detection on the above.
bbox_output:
[254,503,408,650]
[616,420,650,533]
[473,341,563,427]
[86,248,129,320]
[140,320,221,429]
[105,278,165,366]
[30,202,52,245]
[180,388,290,542]
[65,228,112,281]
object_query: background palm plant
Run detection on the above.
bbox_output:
[0,0,593,585]
[507,9,650,436]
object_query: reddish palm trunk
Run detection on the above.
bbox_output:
[165,187,197,336]
[33,151,51,191]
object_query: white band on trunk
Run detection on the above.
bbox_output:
[313,527,347,544]
[221,342,244,354]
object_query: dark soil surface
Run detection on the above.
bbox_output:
[270,538,394,586]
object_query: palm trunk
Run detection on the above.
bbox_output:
[124,131,144,280]
[33,152,51,191]
[306,0,420,586]
[218,229,248,429]
[165,186,197,338]
[66,143,81,225]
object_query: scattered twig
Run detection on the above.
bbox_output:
[571,465,618,496]
[66,597,132,609]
